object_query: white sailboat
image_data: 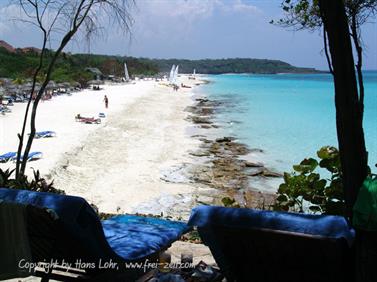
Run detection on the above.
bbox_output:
[169,65,175,84]
[124,62,130,81]
[173,65,179,84]
[189,68,197,80]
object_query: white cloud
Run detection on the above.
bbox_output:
[231,0,262,14]
[129,0,263,52]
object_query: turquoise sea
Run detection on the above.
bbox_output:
[199,71,377,182]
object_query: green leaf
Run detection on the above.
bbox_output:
[293,158,318,174]
[276,194,288,202]
[317,146,338,160]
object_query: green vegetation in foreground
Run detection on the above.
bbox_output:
[274,146,375,216]
[0,47,159,83]
[139,57,321,74]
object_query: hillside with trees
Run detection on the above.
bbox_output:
[140,58,320,74]
[0,44,320,84]
[0,47,159,84]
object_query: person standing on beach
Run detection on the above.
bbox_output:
[103,95,109,109]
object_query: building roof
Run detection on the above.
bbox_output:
[85,67,103,75]
[20,47,42,54]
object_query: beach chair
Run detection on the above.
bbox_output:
[0,152,16,163]
[11,152,43,162]
[188,206,356,282]
[35,131,57,139]
[0,188,190,281]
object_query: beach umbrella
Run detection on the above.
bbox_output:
[46,80,57,90]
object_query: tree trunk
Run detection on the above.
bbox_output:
[318,0,368,219]
[319,1,372,281]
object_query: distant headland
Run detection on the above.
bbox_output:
[0,40,321,83]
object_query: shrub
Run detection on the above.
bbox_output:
[274,146,345,215]
[0,168,64,194]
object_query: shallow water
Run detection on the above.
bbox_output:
[198,72,377,190]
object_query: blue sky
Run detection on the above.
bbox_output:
[0,0,376,70]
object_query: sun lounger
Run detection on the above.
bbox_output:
[11,152,43,162]
[35,131,56,139]
[0,106,12,113]
[188,206,356,282]
[0,152,16,163]
[0,188,190,281]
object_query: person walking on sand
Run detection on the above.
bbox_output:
[103,95,109,109]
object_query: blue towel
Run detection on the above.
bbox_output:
[0,188,190,262]
[188,206,355,246]
[103,215,190,261]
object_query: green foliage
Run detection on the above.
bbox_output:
[221,197,241,208]
[0,48,159,82]
[274,146,345,215]
[0,47,320,78]
[272,0,377,31]
[140,57,319,74]
[0,168,64,195]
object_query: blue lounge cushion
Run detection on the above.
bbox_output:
[188,205,355,246]
[188,206,356,282]
[0,188,189,262]
[35,131,56,138]
[0,152,16,162]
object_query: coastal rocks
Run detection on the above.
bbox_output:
[185,94,282,209]
[185,106,214,116]
[248,168,283,178]
[132,193,194,219]
[189,150,211,157]
[160,164,192,184]
[244,161,264,168]
[204,139,251,157]
[215,136,235,143]
[187,115,212,125]
[226,189,277,210]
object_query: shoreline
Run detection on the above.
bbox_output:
[1,75,221,219]
[182,80,279,209]
[1,74,279,218]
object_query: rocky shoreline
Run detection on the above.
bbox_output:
[185,94,281,209]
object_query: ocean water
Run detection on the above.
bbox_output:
[199,71,377,182]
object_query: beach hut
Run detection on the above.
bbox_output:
[85,67,103,81]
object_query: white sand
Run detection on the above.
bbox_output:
[0,77,204,216]
[1,76,217,282]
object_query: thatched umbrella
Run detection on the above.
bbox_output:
[46,80,57,90]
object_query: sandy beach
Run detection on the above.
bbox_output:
[0,77,209,217]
